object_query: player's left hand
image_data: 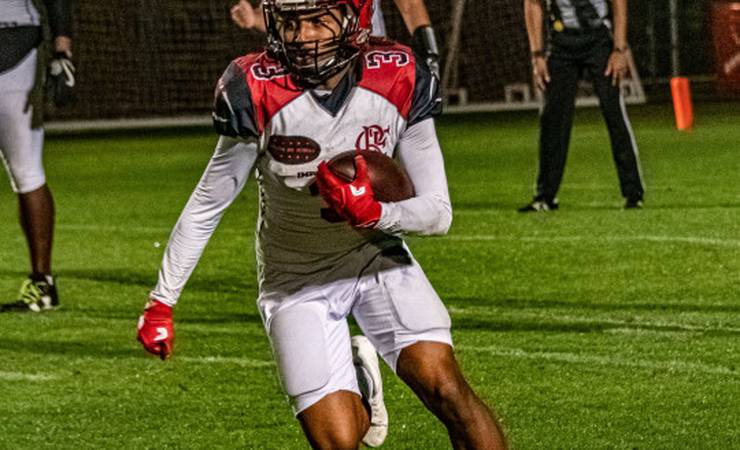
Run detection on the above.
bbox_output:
[137,299,174,360]
[316,155,382,229]
[605,50,629,87]
[46,51,76,107]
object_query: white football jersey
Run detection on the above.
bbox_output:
[0,0,40,28]
[151,41,448,304]
[213,41,441,291]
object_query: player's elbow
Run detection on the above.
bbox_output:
[436,206,453,235]
[425,199,452,236]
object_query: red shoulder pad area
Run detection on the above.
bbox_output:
[358,41,417,120]
[234,52,303,134]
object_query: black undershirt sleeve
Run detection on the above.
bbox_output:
[43,0,74,38]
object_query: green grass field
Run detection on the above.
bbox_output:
[1,103,739,449]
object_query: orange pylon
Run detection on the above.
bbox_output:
[670,77,694,131]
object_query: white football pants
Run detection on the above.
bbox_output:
[259,254,453,414]
[0,48,46,194]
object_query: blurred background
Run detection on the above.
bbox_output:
[48,0,740,126]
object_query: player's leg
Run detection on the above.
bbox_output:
[19,139,55,276]
[353,255,507,449]
[0,49,58,312]
[587,37,644,206]
[261,292,369,449]
[298,390,369,449]
[397,341,507,450]
[532,55,580,206]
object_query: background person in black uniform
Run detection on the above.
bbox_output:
[0,0,75,312]
[519,0,644,212]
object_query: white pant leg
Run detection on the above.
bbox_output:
[259,283,360,415]
[258,249,453,414]
[352,258,453,371]
[0,48,46,194]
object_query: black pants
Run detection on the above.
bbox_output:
[535,27,644,202]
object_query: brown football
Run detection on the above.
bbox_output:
[328,150,415,202]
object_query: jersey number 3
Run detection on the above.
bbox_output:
[365,51,410,69]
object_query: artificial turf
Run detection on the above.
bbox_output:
[1,102,738,448]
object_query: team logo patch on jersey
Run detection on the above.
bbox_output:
[365,51,410,69]
[251,63,288,80]
[355,125,390,152]
[268,135,321,164]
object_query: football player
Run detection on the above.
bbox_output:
[137,0,507,448]
[0,0,75,312]
[230,0,440,77]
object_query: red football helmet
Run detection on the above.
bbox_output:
[263,0,373,86]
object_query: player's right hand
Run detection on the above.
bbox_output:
[532,55,550,91]
[230,0,265,32]
[316,155,382,229]
[137,299,174,360]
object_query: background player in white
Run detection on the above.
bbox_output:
[137,0,507,448]
[230,0,440,77]
[1,0,75,312]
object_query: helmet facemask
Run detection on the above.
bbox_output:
[264,1,369,86]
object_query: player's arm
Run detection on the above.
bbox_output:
[377,118,452,236]
[524,0,549,91]
[149,136,258,307]
[138,61,261,360]
[315,119,450,234]
[315,51,448,234]
[378,50,449,236]
[43,0,74,55]
[138,136,258,359]
[43,0,76,106]
[394,0,440,79]
[605,0,629,86]
[231,0,267,33]
[394,0,430,34]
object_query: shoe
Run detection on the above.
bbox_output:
[624,196,644,209]
[518,198,559,212]
[1,274,58,313]
[352,335,388,448]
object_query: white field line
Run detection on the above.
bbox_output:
[178,323,259,335]
[443,234,740,247]
[56,224,739,248]
[179,356,274,368]
[0,371,57,382]
[456,345,740,378]
[448,306,740,334]
[58,224,173,234]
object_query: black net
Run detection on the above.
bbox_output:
[384,0,530,103]
[55,0,264,120]
[53,0,720,121]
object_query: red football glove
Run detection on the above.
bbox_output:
[316,155,382,228]
[137,299,174,360]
